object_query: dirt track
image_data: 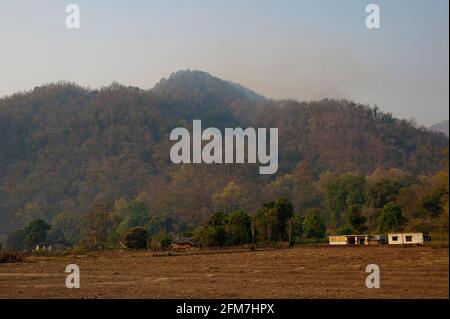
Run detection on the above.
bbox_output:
[0,246,448,299]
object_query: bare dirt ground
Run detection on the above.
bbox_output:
[0,246,448,299]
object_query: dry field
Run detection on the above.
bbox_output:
[0,246,448,299]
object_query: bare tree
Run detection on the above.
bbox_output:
[251,217,256,246]
[266,208,277,244]
[286,218,294,247]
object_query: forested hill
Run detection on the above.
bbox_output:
[0,70,448,237]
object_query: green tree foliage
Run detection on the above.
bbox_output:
[147,214,175,237]
[207,211,228,227]
[159,235,172,251]
[257,198,294,241]
[25,219,51,250]
[302,208,326,239]
[337,225,354,235]
[48,212,80,244]
[123,227,148,250]
[127,200,150,228]
[194,225,227,248]
[272,198,294,240]
[226,210,251,245]
[367,180,401,209]
[343,205,367,234]
[377,202,406,233]
[325,172,366,227]
[192,211,230,247]
[421,188,447,218]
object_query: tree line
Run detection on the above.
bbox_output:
[2,151,447,251]
[0,71,448,241]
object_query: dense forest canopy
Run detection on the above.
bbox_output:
[0,70,448,243]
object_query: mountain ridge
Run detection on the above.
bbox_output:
[430,120,449,137]
[0,70,448,239]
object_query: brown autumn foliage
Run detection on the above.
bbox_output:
[0,70,448,241]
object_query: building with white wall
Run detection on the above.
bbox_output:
[387,233,430,245]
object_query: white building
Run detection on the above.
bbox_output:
[387,233,430,245]
[35,241,66,252]
[328,235,387,246]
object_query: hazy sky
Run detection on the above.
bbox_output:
[0,0,448,126]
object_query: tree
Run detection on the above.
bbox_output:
[47,228,65,243]
[160,235,172,250]
[193,224,227,247]
[367,180,401,209]
[343,205,367,234]
[337,225,354,235]
[377,202,406,233]
[272,198,294,240]
[291,161,320,212]
[226,210,251,245]
[127,200,150,228]
[302,208,326,239]
[257,198,294,241]
[255,206,278,243]
[263,175,294,202]
[286,218,295,247]
[325,172,366,228]
[286,215,303,246]
[25,220,51,250]
[6,229,26,250]
[147,214,175,237]
[265,208,277,242]
[82,201,113,249]
[207,211,228,227]
[421,188,446,218]
[434,148,449,231]
[124,227,148,250]
[250,216,256,246]
[49,212,80,244]
[212,181,250,214]
[193,211,230,247]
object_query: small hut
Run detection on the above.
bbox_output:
[171,238,195,251]
[35,241,66,253]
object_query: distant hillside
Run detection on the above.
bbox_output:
[0,70,448,237]
[153,70,266,106]
[430,120,449,137]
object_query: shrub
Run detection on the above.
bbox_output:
[160,235,172,251]
[298,237,329,245]
[124,227,148,250]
